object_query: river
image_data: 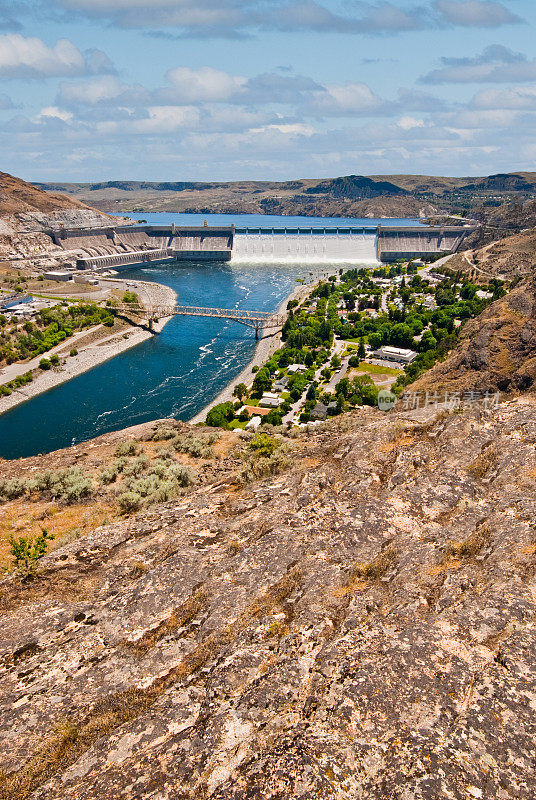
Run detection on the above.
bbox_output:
[0,212,420,459]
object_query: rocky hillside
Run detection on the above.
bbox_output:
[410,272,536,397]
[448,226,536,282]
[0,171,91,216]
[0,171,108,264]
[0,397,535,799]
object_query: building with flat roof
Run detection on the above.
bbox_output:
[370,346,418,364]
[43,271,73,282]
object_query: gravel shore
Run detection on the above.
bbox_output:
[0,279,176,416]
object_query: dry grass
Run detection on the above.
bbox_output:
[0,501,115,572]
[377,433,414,454]
[345,546,396,586]
[445,523,492,560]
[427,558,463,576]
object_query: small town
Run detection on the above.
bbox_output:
[205,260,504,430]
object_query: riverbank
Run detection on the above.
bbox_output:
[0,279,176,416]
[188,277,327,425]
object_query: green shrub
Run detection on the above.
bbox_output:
[9,528,54,579]
[28,468,93,504]
[0,478,26,501]
[115,439,139,457]
[49,354,60,366]
[152,425,177,441]
[239,449,292,484]
[69,348,78,357]
[39,358,51,370]
[249,432,280,458]
[155,446,174,461]
[117,491,142,513]
[122,453,149,477]
[172,431,219,458]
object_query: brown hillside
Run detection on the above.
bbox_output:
[0,171,91,216]
[1,398,536,798]
[448,226,536,281]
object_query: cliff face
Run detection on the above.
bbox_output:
[1,397,536,799]
[0,171,109,263]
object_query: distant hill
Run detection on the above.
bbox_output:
[304,175,408,200]
[32,171,536,226]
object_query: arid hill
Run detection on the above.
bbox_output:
[410,272,536,398]
[447,225,536,281]
[0,171,91,216]
[34,171,536,225]
[0,171,108,263]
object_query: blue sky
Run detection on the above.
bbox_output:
[0,0,535,181]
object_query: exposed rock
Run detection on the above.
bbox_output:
[1,399,535,799]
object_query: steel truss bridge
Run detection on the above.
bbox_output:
[108,304,286,338]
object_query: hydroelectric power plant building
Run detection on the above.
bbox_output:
[44,221,475,271]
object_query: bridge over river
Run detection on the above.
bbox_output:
[109,303,286,338]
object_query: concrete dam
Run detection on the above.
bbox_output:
[45,222,474,270]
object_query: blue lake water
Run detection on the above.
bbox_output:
[116,211,422,227]
[0,212,423,459]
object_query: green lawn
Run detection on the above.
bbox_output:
[354,361,402,376]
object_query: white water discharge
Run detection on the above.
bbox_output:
[231,232,379,264]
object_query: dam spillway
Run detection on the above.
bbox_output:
[45,221,475,270]
[232,226,378,263]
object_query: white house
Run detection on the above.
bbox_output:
[370,346,417,364]
[259,392,280,408]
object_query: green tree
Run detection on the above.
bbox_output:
[358,337,366,359]
[252,367,272,395]
[233,382,248,401]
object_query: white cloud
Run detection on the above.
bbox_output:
[397,115,425,129]
[307,82,388,116]
[98,105,201,135]
[0,34,114,79]
[471,86,536,110]
[421,44,536,84]
[44,0,521,37]
[434,0,522,27]
[58,76,124,104]
[37,106,74,123]
[165,66,246,102]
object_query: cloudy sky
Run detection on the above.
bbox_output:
[0,0,534,181]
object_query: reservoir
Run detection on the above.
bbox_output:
[0,212,418,459]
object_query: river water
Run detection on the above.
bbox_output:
[0,212,420,459]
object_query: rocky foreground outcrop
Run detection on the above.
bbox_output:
[1,398,535,799]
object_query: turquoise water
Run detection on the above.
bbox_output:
[0,259,326,459]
